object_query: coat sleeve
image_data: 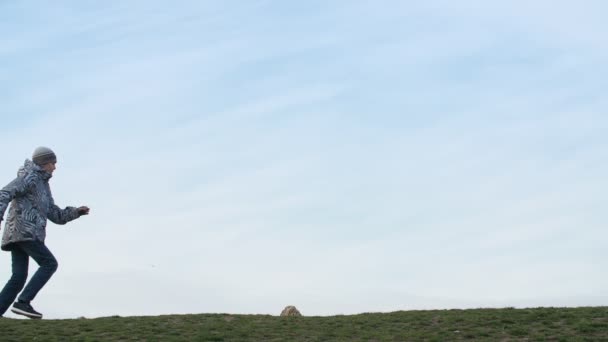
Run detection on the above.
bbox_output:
[0,177,28,221]
[47,204,80,225]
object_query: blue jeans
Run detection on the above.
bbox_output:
[0,241,58,315]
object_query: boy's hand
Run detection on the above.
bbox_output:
[78,206,90,216]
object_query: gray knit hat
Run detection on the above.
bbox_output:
[32,146,57,166]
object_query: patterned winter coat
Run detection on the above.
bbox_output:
[0,159,80,251]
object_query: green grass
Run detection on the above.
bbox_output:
[0,307,606,341]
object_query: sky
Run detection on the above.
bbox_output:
[0,0,607,319]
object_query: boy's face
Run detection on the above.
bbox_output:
[41,162,56,175]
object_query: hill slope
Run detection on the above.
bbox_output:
[0,306,606,341]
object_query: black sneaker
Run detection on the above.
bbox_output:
[11,301,43,319]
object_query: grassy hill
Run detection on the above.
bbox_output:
[0,306,606,341]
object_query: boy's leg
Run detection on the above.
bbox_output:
[0,248,29,315]
[16,240,58,304]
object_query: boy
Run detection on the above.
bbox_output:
[0,147,89,319]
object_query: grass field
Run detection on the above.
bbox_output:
[0,306,606,341]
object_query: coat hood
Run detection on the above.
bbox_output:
[18,159,52,181]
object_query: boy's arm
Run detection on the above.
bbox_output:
[47,204,89,225]
[47,204,82,225]
[0,177,27,221]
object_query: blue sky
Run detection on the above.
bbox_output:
[0,1,607,319]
